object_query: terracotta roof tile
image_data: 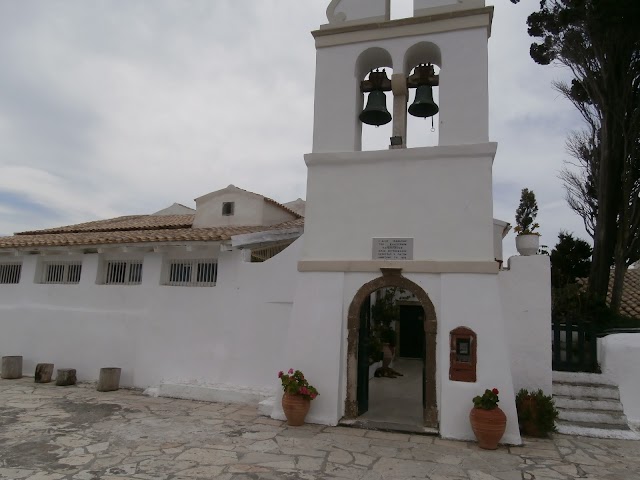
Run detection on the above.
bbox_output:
[18,215,195,235]
[0,220,303,249]
[608,269,640,319]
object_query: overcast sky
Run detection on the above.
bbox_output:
[0,0,588,257]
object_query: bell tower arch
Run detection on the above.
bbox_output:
[312,1,491,153]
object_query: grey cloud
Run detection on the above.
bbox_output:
[0,0,590,252]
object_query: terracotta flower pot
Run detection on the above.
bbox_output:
[469,406,507,449]
[517,396,544,437]
[282,393,311,426]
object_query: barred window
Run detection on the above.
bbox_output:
[0,263,21,284]
[164,259,217,287]
[103,260,143,285]
[41,261,82,284]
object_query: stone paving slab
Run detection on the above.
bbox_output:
[1,379,639,479]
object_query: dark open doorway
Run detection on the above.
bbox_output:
[399,305,425,359]
[345,269,438,431]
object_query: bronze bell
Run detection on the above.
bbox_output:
[408,85,439,118]
[359,90,392,126]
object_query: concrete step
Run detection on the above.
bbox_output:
[552,381,620,400]
[556,420,640,440]
[553,395,624,412]
[557,408,628,426]
[552,371,616,387]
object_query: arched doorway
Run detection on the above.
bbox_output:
[345,268,438,429]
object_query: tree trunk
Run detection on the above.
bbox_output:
[609,256,626,314]
[588,116,622,303]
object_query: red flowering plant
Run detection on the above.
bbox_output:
[278,368,319,400]
[473,388,500,410]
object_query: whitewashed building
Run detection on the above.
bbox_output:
[0,0,552,444]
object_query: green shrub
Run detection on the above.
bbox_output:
[515,389,558,437]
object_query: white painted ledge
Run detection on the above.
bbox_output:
[305,142,498,167]
[298,260,499,274]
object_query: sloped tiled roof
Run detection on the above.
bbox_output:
[17,215,195,235]
[0,219,304,249]
[609,269,640,319]
[0,197,306,251]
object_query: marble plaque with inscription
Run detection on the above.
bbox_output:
[372,238,414,260]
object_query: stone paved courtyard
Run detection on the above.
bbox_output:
[1,379,639,480]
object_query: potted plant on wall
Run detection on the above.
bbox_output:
[470,387,507,450]
[514,188,540,256]
[278,369,319,426]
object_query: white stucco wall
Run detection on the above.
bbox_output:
[263,202,297,226]
[437,273,521,444]
[598,334,640,425]
[276,269,521,444]
[493,219,509,262]
[500,255,552,395]
[193,191,265,228]
[303,145,496,261]
[0,239,302,393]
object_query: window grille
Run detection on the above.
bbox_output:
[164,259,217,287]
[0,263,21,284]
[250,241,294,263]
[41,261,82,284]
[103,260,143,285]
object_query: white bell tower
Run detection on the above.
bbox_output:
[279,0,524,445]
[303,0,497,264]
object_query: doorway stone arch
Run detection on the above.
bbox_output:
[345,268,438,428]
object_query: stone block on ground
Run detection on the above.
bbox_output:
[1,356,23,379]
[97,367,121,392]
[56,368,77,386]
[35,363,55,383]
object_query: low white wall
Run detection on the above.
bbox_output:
[598,334,640,424]
[0,239,302,393]
[500,255,552,395]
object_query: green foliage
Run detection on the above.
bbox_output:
[514,188,539,235]
[516,389,559,437]
[371,287,406,327]
[552,285,638,330]
[550,231,592,288]
[278,369,319,400]
[472,388,500,410]
[370,287,410,350]
[510,0,640,307]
